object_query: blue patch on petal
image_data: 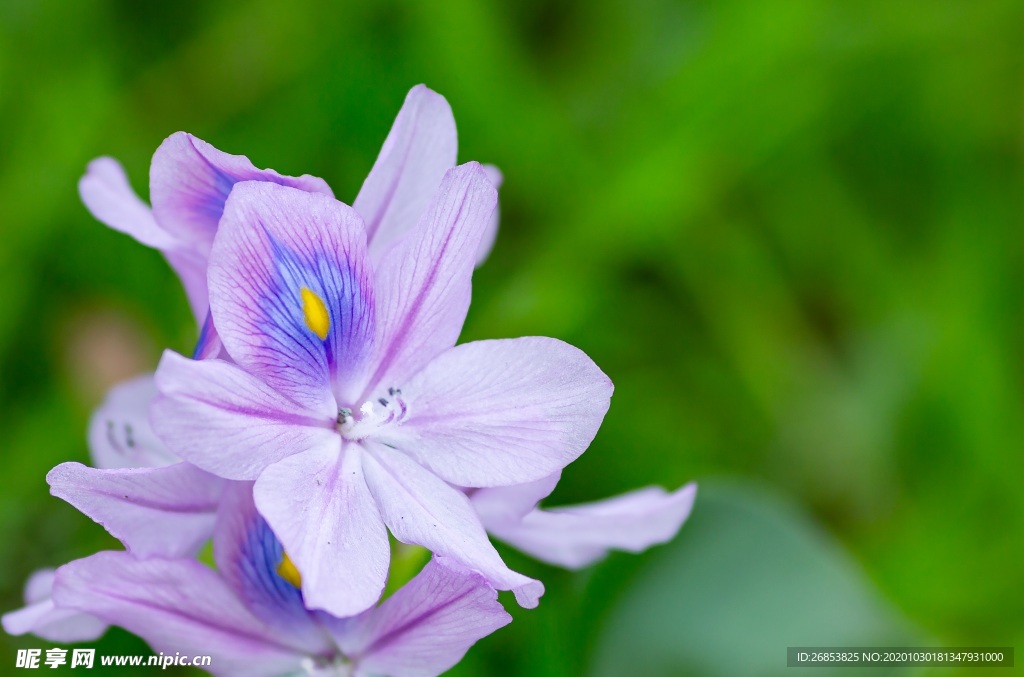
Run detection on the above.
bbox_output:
[257,230,373,389]
[192,311,218,360]
[236,511,309,623]
[187,143,241,222]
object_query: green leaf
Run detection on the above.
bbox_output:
[589,482,920,677]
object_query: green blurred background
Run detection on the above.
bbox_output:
[1,1,1021,675]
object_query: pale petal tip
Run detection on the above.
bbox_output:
[45,462,69,489]
[81,156,122,180]
[1,608,32,636]
[481,164,504,189]
[511,579,545,609]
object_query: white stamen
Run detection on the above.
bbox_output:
[336,389,409,441]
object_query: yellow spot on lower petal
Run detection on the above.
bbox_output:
[277,552,303,588]
[300,287,330,340]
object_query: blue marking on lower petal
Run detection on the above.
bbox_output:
[237,513,308,620]
[192,311,217,359]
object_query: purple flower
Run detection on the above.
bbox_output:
[150,171,613,617]
[53,81,692,624]
[52,484,511,677]
[473,473,698,568]
[55,85,480,553]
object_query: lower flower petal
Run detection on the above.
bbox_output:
[361,444,543,608]
[54,553,307,676]
[213,482,327,654]
[486,483,698,569]
[253,444,389,618]
[47,462,224,557]
[338,558,511,677]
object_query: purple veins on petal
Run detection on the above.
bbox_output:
[151,350,338,481]
[47,462,225,558]
[356,84,458,263]
[149,132,333,253]
[335,558,512,677]
[362,162,497,397]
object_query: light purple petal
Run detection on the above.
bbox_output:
[152,351,336,480]
[150,131,333,255]
[356,85,458,264]
[253,444,389,618]
[360,163,497,398]
[54,553,307,677]
[377,337,613,487]
[213,482,329,655]
[2,569,107,642]
[488,483,698,569]
[209,181,375,409]
[339,558,511,677]
[470,472,561,525]
[476,164,503,265]
[25,569,58,603]
[87,373,178,470]
[47,462,224,557]
[77,156,212,324]
[361,444,543,608]
[79,157,175,250]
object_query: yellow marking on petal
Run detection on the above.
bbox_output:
[277,552,303,588]
[300,287,330,340]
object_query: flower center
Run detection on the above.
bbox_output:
[300,654,352,676]
[336,387,408,441]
